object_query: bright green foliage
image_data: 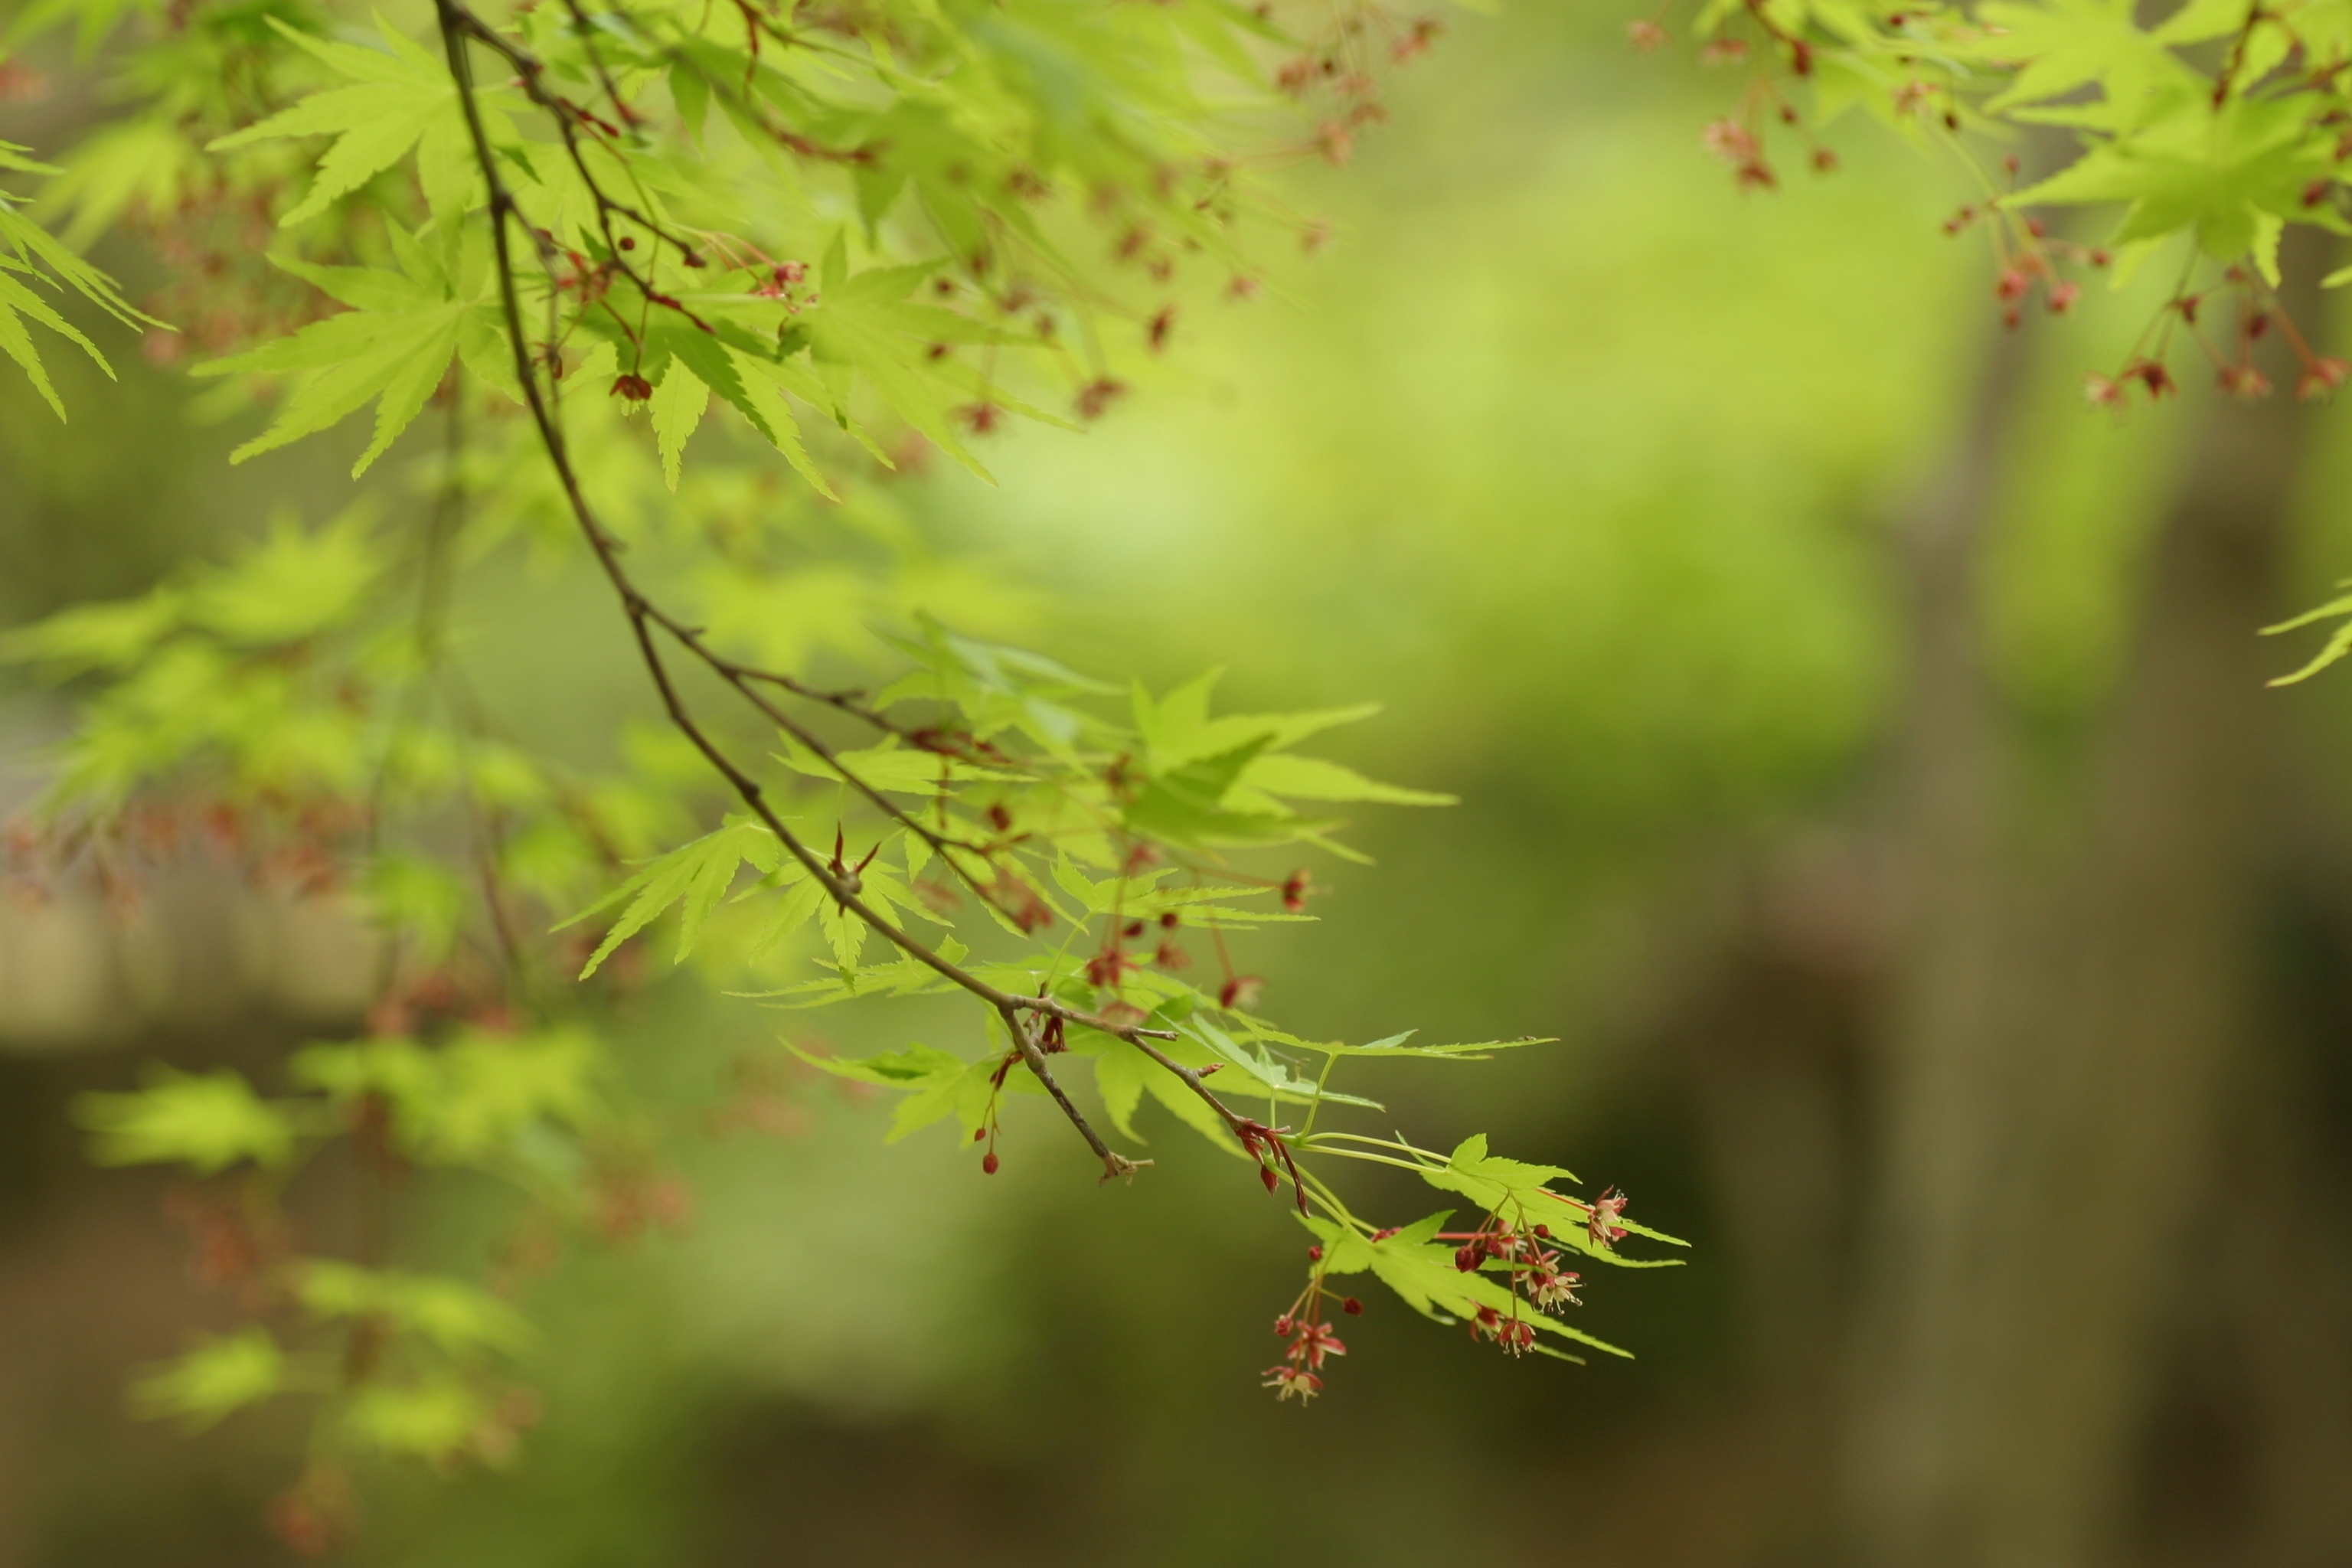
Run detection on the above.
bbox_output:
[2263,580,2352,683]
[293,1027,606,1165]
[0,142,144,417]
[0,0,1697,1527]
[1659,0,2352,407]
[132,1329,293,1428]
[294,1261,535,1354]
[77,1067,306,1172]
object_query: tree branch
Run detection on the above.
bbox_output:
[433,1,1174,1176]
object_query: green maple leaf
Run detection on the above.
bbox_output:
[0,143,146,418]
[2014,93,2340,260]
[210,16,470,227]
[1973,0,2198,127]
[557,818,786,976]
[194,227,485,474]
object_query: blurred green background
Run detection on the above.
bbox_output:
[7,5,2352,1565]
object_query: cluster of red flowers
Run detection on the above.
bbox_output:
[1265,1246,1364,1402]
[2085,270,2352,409]
[1442,1194,1627,1357]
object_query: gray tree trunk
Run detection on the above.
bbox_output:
[1843,239,2333,1568]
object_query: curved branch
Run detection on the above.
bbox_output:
[433,1,1174,1174]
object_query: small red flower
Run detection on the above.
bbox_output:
[1075,378,1128,420]
[1586,1187,1630,1248]
[2218,363,2272,400]
[2123,358,2177,399]
[2298,358,2351,399]
[1262,1366,1323,1402]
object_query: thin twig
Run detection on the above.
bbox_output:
[433,2,1174,1171]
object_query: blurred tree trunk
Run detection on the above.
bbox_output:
[1844,233,2341,1568]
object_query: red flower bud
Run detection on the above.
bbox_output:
[982,1152,1000,1174]
[612,373,653,401]
[1342,1297,1362,1315]
[1282,870,1311,913]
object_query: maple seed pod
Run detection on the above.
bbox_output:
[1342,1298,1363,1316]
[982,1152,1001,1174]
